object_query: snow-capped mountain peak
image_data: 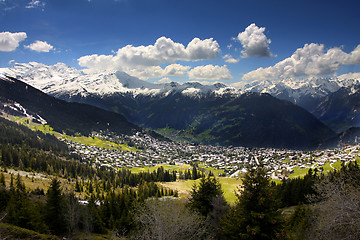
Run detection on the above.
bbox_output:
[2,62,360,105]
[241,77,360,104]
[1,62,236,98]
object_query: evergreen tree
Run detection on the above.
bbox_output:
[192,166,198,180]
[45,178,66,235]
[0,173,5,187]
[75,179,81,192]
[5,174,46,232]
[187,176,224,217]
[9,173,14,191]
[222,164,284,240]
[15,173,26,193]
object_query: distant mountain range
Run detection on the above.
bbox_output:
[241,77,359,109]
[1,62,234,99]
[1,63,342,149]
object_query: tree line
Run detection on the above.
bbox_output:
[0,174,178,237]
[1,160,360,239]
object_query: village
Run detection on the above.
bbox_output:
[65,131,360,179]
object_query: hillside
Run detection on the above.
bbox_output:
[312,85,360,133]
[78,90,336,149]
[0,75,140,136]
[1,64,338,149]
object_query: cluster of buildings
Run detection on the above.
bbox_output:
[65,131,360,179]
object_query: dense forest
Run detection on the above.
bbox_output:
[1,116,360,239]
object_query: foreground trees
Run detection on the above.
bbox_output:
[133,198,210,240]
[222,164,284,240]
[307,162,360,240]
[2,159,360,239]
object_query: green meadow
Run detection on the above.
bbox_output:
[11,117,138,151]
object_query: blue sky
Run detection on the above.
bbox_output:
[1,0,360,85]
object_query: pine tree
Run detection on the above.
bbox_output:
[15,173,26,193]
[9,173,14,191]
[0,173,5,187]
[187,176,224,217]
[192,166,198,180]
[75,179,81,192]
[222,164,284,240]
[45,178,66,235]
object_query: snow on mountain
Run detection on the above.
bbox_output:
[241,77,360,105]
[0,99,47,125]
[1,62,237,98]
[2,62,360,103]
[1,62,166,97]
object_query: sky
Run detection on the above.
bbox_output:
[1,0,360,85]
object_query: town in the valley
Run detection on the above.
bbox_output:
[65,131,360,179]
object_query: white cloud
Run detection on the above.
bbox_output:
[223,54,239,63]
[188,65,232,81]
[24,40,54,52]
[0,32,27,52]
[122,64,191,80]
[26,0,45,9]
[78,36,220,78]
[126,66,164,80]
[236,23,272,58]
[347,44,360,64]
[155,77,172,84]
[230,81,247,88]
[243,43,360,81]
[163,64,190,76]
[337,72,360,81]
[186,37,220,60]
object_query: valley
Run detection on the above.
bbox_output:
[2,1,360,239]
[1,66,360,239]
[8,114,358,186]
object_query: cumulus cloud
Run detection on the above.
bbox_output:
[24,40,54,52]
[236,23,272,58]
[242,43,360,81]
[163,64,190,76]
[123,64,190,80]
[126,66,164,80]
[188,65,232,81]
[0,31,27,52]
[223,54,239,63]
[347,45,360,64]
[186,38,220,60]
[78,36,220,78]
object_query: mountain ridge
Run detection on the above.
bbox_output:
[1,63,347,149]
[0,74,141,136]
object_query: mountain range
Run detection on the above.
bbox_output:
[0,74,140,136]
[3,62,360,148]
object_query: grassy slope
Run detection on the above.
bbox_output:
[11,117,138,151]
[0,223,60,240]
[160,177,242,204]
[0,223,126,240]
